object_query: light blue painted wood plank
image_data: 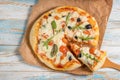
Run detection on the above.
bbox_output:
[10,0,38,5]
[112,0,120,9]
[101,46,120,65]
[0,46,19,52]
[109,0,120,21]
[0,4,31,19]
[0,0,37,6]
[1,0,38,5]
[0,33,23,45]
[0,71,119,80]
[0,20,26,34]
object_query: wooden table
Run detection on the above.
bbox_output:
[0,0,120,80]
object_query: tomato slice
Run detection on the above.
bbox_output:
[43,15,48,19]
[59,45,68,54]
[62,37,68,44]
[75,49,80,56]
[42,34,49,39]
[54,16,60,20]
[89,47,96,54]
[83,30,90,35]
[71,18,75,22]
[48,40,54,46]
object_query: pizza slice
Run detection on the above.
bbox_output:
[69,43,106,71]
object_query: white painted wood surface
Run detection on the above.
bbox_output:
[0,0,120,80]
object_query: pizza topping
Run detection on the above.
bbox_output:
[78,53,82,58]
[67,26,72,30]
[72,25,85,30]
[66,12,71,24]
[83,30,90,35]
[62,15,65,17]
[54,52,62,64]
[81,51,98,63]
[48,40,54,46]
[77,18,81,22]
[54,29,62,33]
[42,25,46,28]
[89,47,96,54]
[71,18,75,22]
[85,24,92,29]
[43,15,48,19]
[94,49,101,57]
[80,36,94,41]
[59,45,68,54]
[51,20,57,34]
[42,33,49,39]
[79,47,99,63]
[68,56,72,61]
[54,16,60,20]
[62,37,68,44]
[74,36,78,39]
[42,36,54,49]
[51,20,57,29]
[49,13,52,16]
[50,44,58,57]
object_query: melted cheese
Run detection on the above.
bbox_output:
[61,52,69,65]
[94,49,101,57]
[65,27,74,38]
[54,52,62,64]
[81,47,90,54]
[80,16,88,22]
[80,47,95,65]
[71,12,79,18]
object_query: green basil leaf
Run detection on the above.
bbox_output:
[50,44,58,57]
[43,36,54,49]
[72,25,85,30]
[42,25,46,28]
[66,13,71,24]
[51,20,57,29]
[82,52,99,62]
[79,36,94,41]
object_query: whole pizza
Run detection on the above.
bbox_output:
[30,6,106,71]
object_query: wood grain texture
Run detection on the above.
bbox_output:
[0,71,120,80]
[0,0,120,80]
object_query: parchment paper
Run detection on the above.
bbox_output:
[19,0,113,75]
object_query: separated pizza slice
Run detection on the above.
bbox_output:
[69,43,106,71]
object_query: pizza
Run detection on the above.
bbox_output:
[69,43,106,71]
[30,6,105,71]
